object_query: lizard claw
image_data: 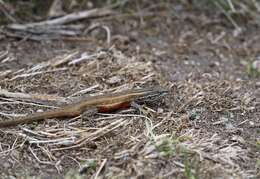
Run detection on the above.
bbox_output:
[131,101,153,116]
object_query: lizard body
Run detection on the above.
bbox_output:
[0,88,168,127]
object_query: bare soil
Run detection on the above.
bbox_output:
[0,2,259,179]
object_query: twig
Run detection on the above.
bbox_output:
[21,51,78,73]
[95,113,153,122]
[10,67,68,80]
[68,50,107,65]
[0,97,60,112]
[85,23,111,45]
[11,135,19,153]
[0,135,20,156]
[0,70,12,78]
[0,50,8,61]
[0,111,24,118]
[102,25,111,45]
[94,159,107,179]
[5,6,114,41]
[68,84,99,97]
[252,0,260,12]
[28,137,76,146]
[0,0,16,23]
[39,146,57,164]
[0,89,67,103]
[212,118,229,125]
[29,146,54,165]
[21,127,46,137]
[52,118,128,151]
[214,1,241,31]
[7,8,113,28]
[51,51,79,67]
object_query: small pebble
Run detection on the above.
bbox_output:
[157,108,164,113]
[225,122,234,130]
[231,135,245,144]
[252,60,260,70]
[249,121,255,126]
[107,76,121,84]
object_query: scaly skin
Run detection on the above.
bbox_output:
[0,88,168,127]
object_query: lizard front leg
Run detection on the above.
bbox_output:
[80,107,98,125]
[130,101,151,116]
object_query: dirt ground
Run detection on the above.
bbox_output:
[0,1,259,179]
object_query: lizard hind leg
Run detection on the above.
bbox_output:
[80,107,98,126]
[131,101,150,116]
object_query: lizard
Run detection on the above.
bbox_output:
[0,88,168,127]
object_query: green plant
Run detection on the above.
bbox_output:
[155,137,176,157]
[184,158,197,179]
[246,62,260,77]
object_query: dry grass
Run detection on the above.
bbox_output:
[0,46,258,178]
[0,1,259,178]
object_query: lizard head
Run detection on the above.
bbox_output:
[135,87,169,104]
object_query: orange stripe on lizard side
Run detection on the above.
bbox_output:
[97,101,131,113]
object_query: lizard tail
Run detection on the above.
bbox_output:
[0,109,80,128]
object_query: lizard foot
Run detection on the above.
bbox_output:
[80,107,98,126]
